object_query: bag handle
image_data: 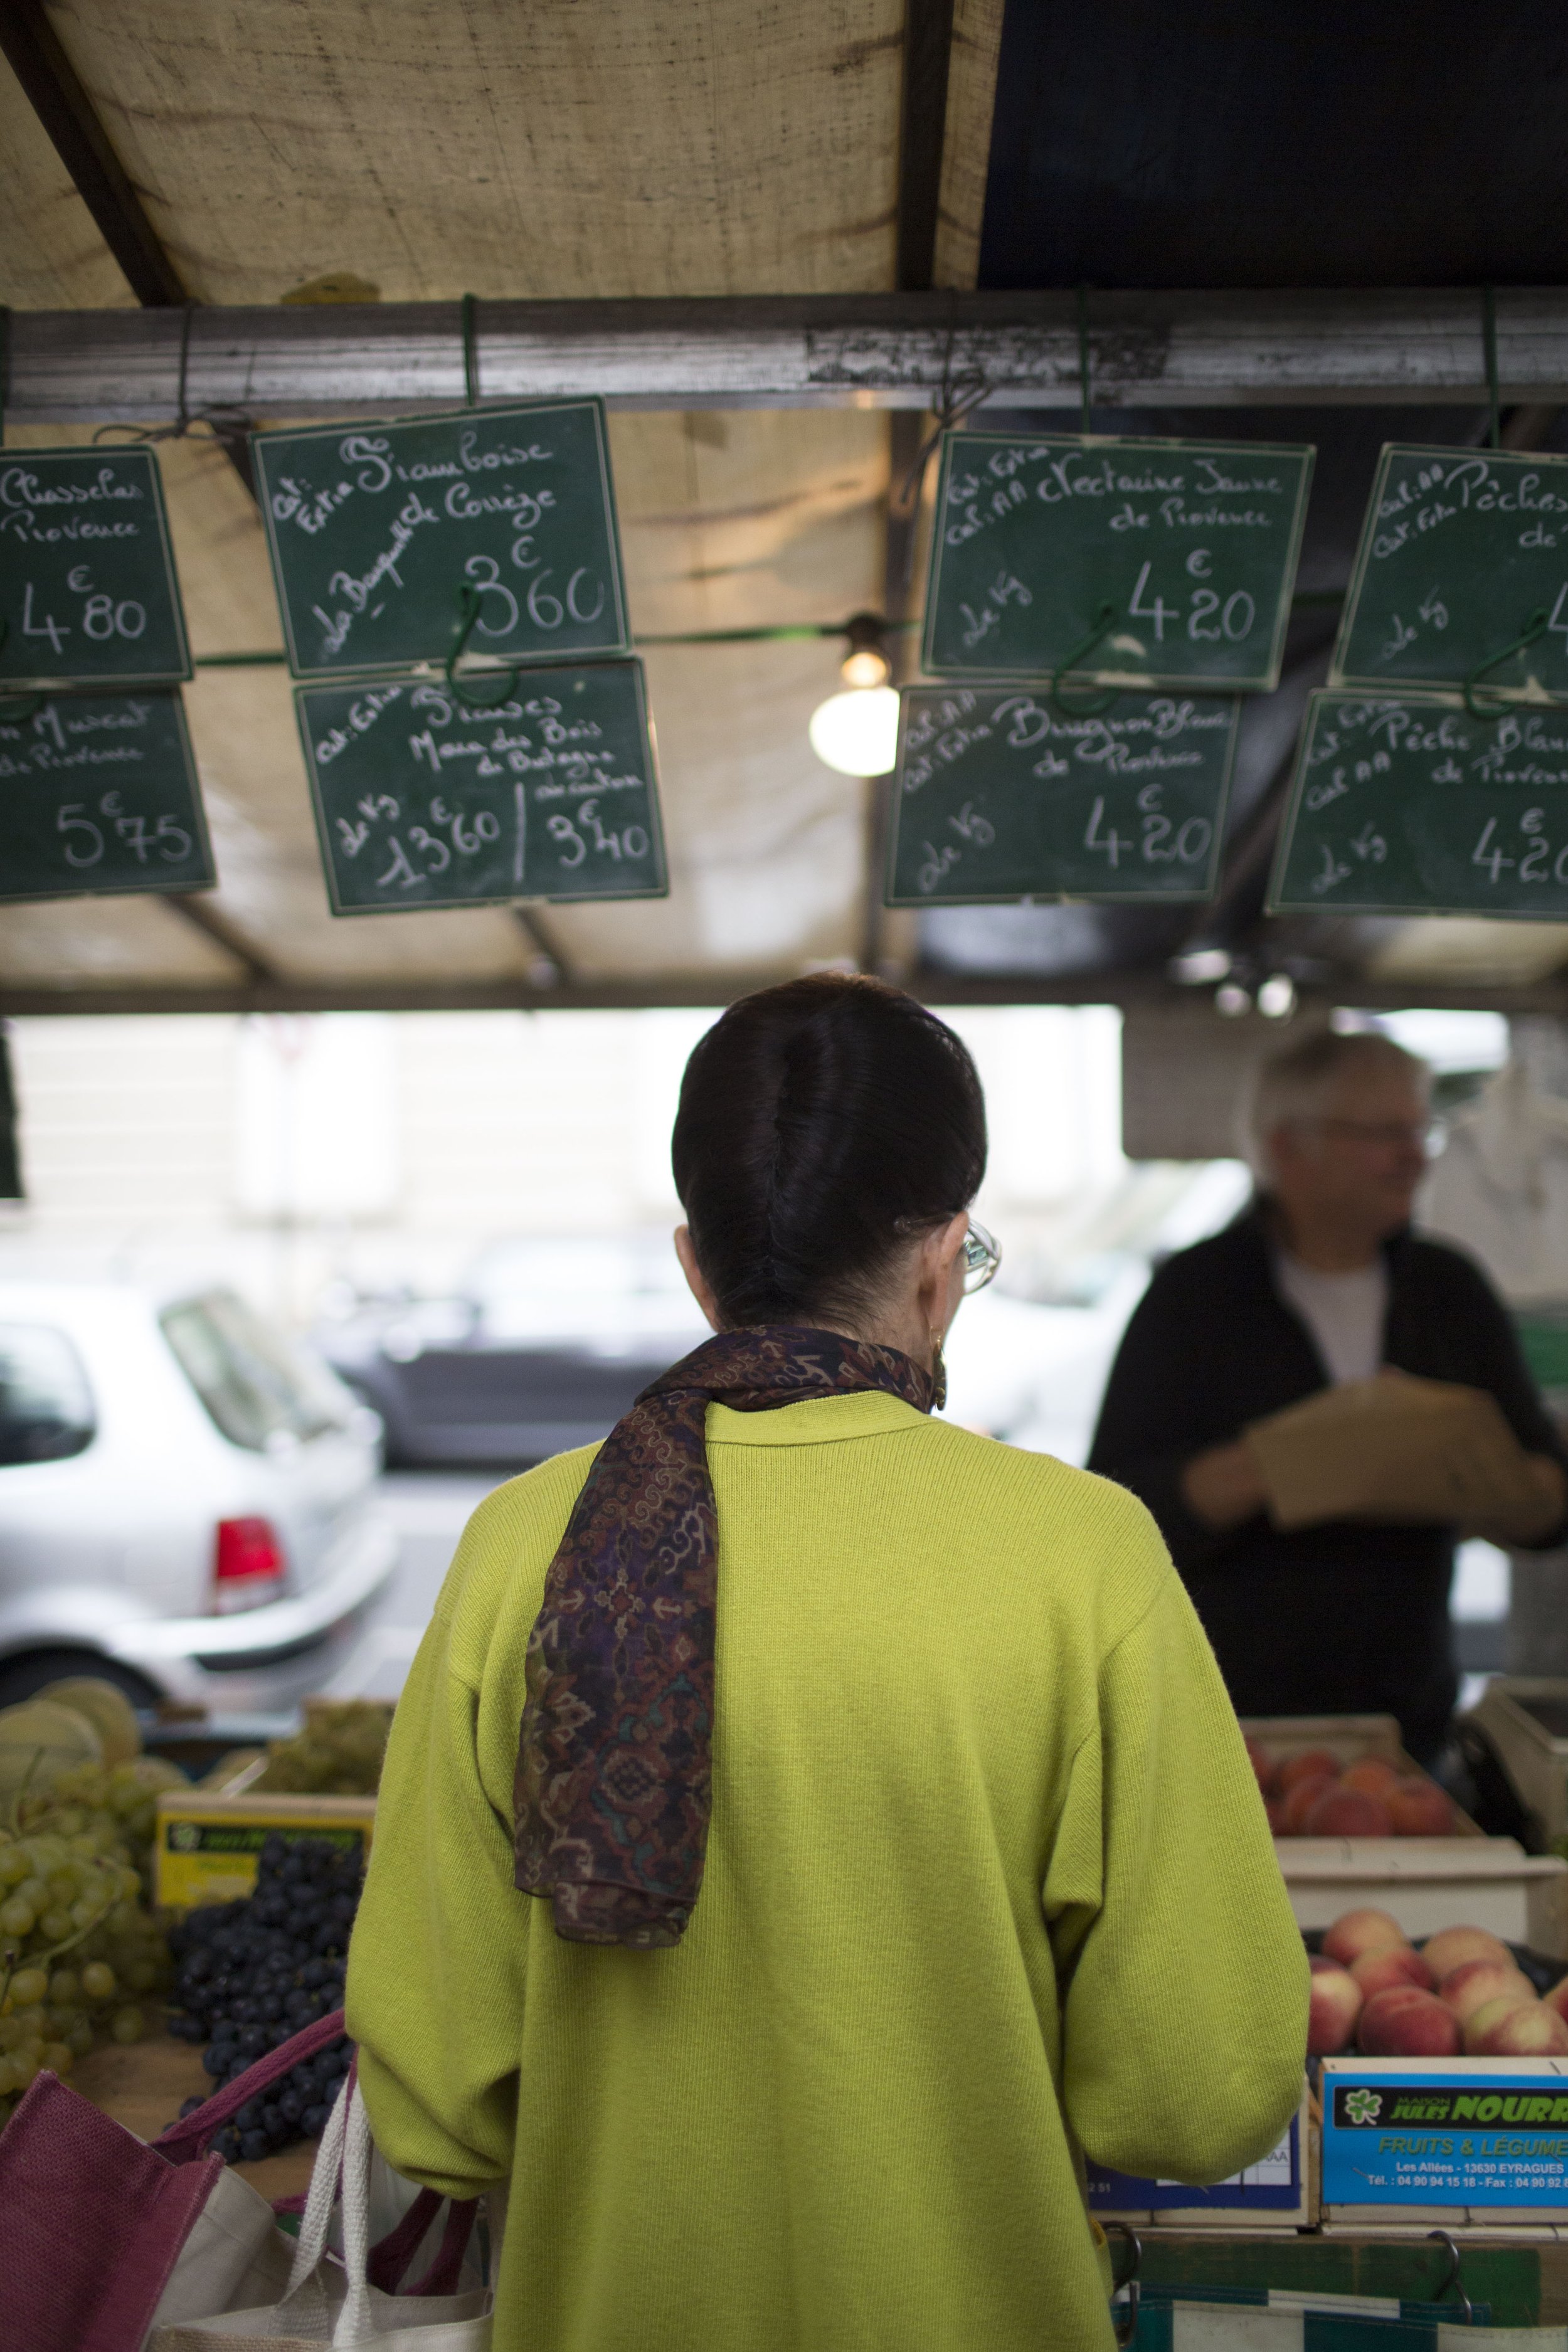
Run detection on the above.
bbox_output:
[406,2196,479,2297]
[366,2186,445,2291]
[154,2008,349,2162]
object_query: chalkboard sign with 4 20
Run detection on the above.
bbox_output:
[923,431,1313,695]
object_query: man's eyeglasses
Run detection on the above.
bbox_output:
[961,1218,1001,1295]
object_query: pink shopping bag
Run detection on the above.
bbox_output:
[0,2006,349,2352]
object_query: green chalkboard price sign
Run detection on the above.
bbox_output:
[885,684,1238,906]
[0,447,191,687]
[921,432,1314,694]
[253,403,630,681]
[1333,445,1568,703]
[295,661,665,913]
[1271,689,1568,918]
[0,690,213,904]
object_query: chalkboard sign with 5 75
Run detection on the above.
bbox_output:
[0,691,214,903]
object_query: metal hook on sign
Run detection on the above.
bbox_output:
[894,326,990,514]
[1462,604,1549,718]
[0,623,45,725]
[1103,2222,1142,2348]
[462,293,480,407]
[445,582,520,709]
[1050,599,1120,718]
[1426,2231,1473,2326]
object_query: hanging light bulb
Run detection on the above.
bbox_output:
[808,612,899,776]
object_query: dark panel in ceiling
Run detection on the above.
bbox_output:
[978,1,1568,291]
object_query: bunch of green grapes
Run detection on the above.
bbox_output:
[0,1757,180,2122]
[255,1702,391,1797]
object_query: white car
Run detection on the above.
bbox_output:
[0,1282,396,1713]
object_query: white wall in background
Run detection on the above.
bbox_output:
[234,1015,399,1221]
[943,1004,1124,1211]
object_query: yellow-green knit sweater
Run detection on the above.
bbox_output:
[346,1392,1307,2352]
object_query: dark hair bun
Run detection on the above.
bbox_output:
[672,973,987,1328]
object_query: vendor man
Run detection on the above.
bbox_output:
[1088,1028,1568,1765]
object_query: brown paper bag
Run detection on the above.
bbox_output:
[1244,1371,1536,1531]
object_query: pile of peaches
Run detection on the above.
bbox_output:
[1249,1741,1457,1838]
[1310,1907,1568,2058]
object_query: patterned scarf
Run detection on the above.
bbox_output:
[514,1325,935,1947]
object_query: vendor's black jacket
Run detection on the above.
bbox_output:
[1086,1204,1568,1764]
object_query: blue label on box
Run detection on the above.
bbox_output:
[1322,2067,1568,2206]
[1086,2112,1301,2211]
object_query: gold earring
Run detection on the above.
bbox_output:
[929,1329,947,1412]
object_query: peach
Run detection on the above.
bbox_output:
[1469,2000,1568,2058]
[1544,1975,1568,2026]
[1279,1747,1344,1792]
[1341,1758,1402,1798]
[1387,1779,1457,1836]
[1351,1944,1434,1998]
[1308,1962,1363,2056]
[1422,1926,1512,1980]
[1465,1993,1547,2053]
[1304,1787,1395,1838]
[1359,1986,1461,2057]
[1322,1908,1410,1967]
[1281,1774,1338,1833]
[1439,1959,1532,2023]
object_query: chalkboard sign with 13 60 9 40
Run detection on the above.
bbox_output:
[886,685,1239,906]
[0,690,214,903]
[922,432,1313,694]
[253,402,630,681]
[1271,690,1568,919]
[296,661,666,913]
[1333,445,1568,700]
[0,447,191,687]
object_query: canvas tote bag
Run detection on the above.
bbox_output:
[148,2070,490,2351]
[0,2007,350,2352]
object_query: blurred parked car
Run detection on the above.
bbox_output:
[317,1236,707,1468]
[0,1283,395,1713]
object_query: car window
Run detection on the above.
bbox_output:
[161,1291,351,1452]
[0,1323,96,1466]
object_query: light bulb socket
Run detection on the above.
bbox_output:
[839,611,890,689]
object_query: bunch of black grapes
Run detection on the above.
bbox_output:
[166,1833,360,2163]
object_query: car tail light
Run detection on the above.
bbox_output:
[212,1517,287,1614]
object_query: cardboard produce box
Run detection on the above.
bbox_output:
[1470,1681,1568,1851]
[1320,2055,1568,2232]
[154,1788,375,1909]
[1246,1714,1568,1956]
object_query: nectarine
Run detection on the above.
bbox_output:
[1464,1994,1543,2053]
[1359,1986,1461,2057]
[1422,1926,1512,1980]
[1281,1774,1338,1833]
[1308,1962,1363,2056]
[1279,1747,1343,1791]
[1387,1778,1456,1836]
[1439,1959,1532,2024]
[1469,2000,1568,2058]
[1340,1758,1402,1798]
[1322,1908,1409,1966]
[1544,1974,1568,2026]
[1351,1944,1434,1998]
[1305,1787,1395,1837]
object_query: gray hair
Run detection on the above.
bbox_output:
[1242,1028,1430,1180]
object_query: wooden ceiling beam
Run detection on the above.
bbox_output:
[15,290,1568,421]
[0,1,186,307]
